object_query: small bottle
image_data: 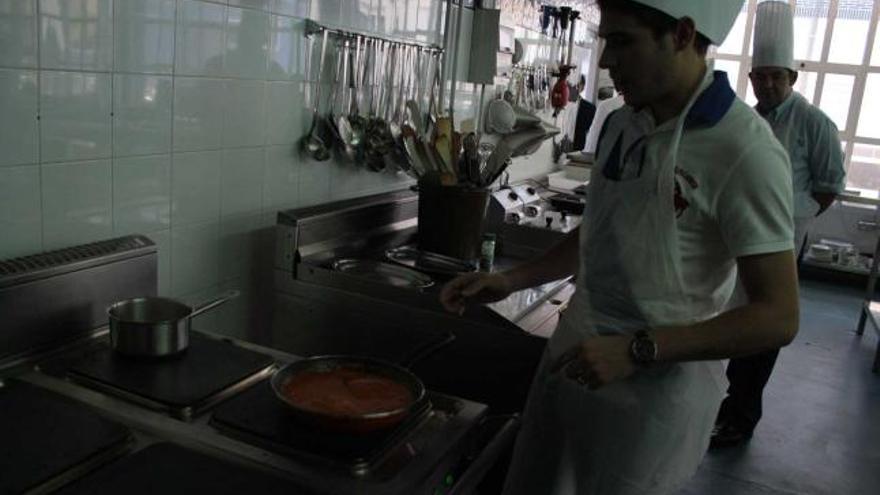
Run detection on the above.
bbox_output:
[480,233,497,272]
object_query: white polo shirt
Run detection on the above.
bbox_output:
[599,70,794,314]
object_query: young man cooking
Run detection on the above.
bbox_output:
[439,0,799,493]
[713,0,846,448]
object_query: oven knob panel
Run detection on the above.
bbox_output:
[523,205,542,218]
[506,212,523,224]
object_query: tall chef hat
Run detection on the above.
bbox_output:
[752,1,796,70]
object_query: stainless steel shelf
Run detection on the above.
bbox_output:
[802,258,871,276]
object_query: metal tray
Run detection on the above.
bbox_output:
[331,259,435,290]
[385,246,477,276]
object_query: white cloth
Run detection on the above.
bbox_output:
[583,94,625,153]
[628,0,744,43]
[485,99,516,134]
[502,71,794,495]
[753,1,796,70]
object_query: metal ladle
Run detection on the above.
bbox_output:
[348,36,367,150]
[336,39,358,162]
[383,43,407,172]
[303,30,330,161]
[388,43,406,142]
[324,41,345,150]
[365,40,391,171]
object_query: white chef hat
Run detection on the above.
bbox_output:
[627,0,745,44]
[752,0,796,70]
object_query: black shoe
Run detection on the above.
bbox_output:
[709,422,753,449]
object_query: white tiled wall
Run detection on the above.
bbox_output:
[0,0,446,338]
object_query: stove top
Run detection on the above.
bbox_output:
[55,442,316,495]
[211,380,456,477]
[2,233,514,495]
[11,334,505,495]
[68,332,275,420]
[0,379,131,494]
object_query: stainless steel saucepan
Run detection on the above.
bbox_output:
[108,290,239,358]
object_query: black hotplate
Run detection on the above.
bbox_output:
[68,332,275,420]
[0,379,131,494]
[55,442,316,495]
[210,379,447,476]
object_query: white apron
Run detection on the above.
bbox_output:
[502,88,727,495]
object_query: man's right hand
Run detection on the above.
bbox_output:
[438,229,581,315]
[439,273,515,314]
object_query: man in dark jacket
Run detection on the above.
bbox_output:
[572,75,598,150]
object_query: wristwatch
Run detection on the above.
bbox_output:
[629,330,658,366]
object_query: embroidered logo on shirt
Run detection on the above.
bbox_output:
[674,167,699,218]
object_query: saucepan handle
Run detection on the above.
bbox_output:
[188,290,240,320]
[400,331,456,369]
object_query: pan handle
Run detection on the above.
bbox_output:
[188,290,240,320]
[401,331,456,369]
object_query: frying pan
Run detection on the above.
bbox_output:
[270,332,455,434]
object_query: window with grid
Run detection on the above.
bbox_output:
[712,0,880,193]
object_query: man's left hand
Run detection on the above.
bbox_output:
[551,335,637,389]
[813,192,837,216]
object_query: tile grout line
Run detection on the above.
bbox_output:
[255,61,268,221]
[24,66,292,80]
[36,144,285,166]
[214,1,228,293]
[36,0,44,252]
[218,1,229,235]
[169,0,180,295]
[109,0,116,237]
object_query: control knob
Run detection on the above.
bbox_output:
[524,205,543,218]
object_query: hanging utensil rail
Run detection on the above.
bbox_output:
[304,20,444,53]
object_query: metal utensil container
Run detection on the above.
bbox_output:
[417,183,490,261]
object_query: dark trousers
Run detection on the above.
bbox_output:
[717,235,806,432]
[717,348,781,431]
[573,99,597,151]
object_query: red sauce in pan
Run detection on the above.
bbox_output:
[282,368,415,416]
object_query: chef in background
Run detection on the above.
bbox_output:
[572,75,598,151]
[583,84,625,155]
[712,0,846,448]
